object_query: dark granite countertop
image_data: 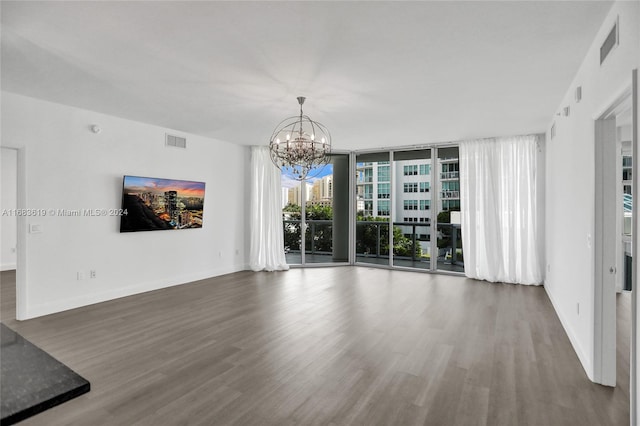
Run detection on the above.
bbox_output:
[1,323,90,425]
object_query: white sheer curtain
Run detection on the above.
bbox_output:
[249,146,289,272]
[459,135,542,285]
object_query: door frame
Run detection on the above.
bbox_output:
[287,150,352,267]
[1,146,28,320]
[594,87,632,386]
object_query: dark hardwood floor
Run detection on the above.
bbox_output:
[0,267,630,425]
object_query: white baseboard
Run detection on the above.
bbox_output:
[22,264,249,320]
[1,263,16,271]
[544,283,594,381]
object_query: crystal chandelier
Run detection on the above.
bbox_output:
[269,96,332,180]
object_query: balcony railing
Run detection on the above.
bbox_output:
[355,221,463,269]
[357,163,374,169]
[283,219,464,272]
[441,190,460,199]
[355,221,389,259]
[440,171,459,180]
[283,219,333,256]
[436,223,463,267]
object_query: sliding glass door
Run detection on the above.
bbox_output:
[282,153,349,265]
[281,146,464,274]
[354,146,464,274]
[392,149,432,269]
[305,153,349,263]
[282,177,303,264]
[355,152,390,266]
[435,147,464,273]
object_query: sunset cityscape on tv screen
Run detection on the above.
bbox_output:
[120,176,205,232]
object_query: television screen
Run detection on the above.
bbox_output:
[120,175,205,232]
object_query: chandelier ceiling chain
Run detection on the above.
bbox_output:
[269,96,332,181]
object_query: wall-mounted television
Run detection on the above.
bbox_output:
[120,175,205,232]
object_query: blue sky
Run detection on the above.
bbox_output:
[281,164,333,188]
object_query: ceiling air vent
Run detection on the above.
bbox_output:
[600,17,619,65]
[165,134,186,149]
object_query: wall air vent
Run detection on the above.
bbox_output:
[600,16,619,65]
[165,134,187,149]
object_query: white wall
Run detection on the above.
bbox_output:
[545,0,639,380]
[1,148,18,270]
[0,92,249,319]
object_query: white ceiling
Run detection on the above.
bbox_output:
[1,1,613,150]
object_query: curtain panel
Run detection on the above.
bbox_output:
[459,135,542,285]
[249,146,289,272]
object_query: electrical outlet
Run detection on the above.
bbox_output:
[90,270,96,279]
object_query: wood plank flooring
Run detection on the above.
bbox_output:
[0,267,630,425]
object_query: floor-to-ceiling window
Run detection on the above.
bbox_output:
[355,152,390,266]
[283,146,464,274]
[435,147,464,273]
[282,153,349,265]
[392,149,432,269]
[355,146,464,273]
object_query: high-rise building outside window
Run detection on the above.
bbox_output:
[403,165,418,176]
[403,183,418,193]
[378,200,390,216]
[378,183,390,199]
[378,165,390,182]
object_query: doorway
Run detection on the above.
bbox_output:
[281,153,350,266]
[1,147,18,321]
[595,89,632,388]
